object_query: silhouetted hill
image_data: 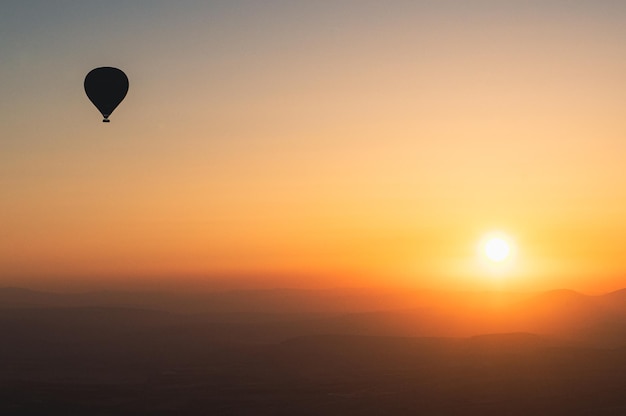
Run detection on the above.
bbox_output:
[0,287,70,308]
[466,332,554,350]
[526,289,592,310]
[1,289,626,415]
[1,286,625,348]
[603,288,626,312]
[0,287,429,315]
[605,287,626,298]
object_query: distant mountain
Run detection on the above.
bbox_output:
[1,286,625,414]
[528,288,587,303]
[1,286,625,347]
[0,287,428,315]
[0,287,70,308]
[603,288,626,312]
[466,332,556,350]
[605,287,626,298]
[282,332,553,353]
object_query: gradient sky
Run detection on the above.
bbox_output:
[3,1,626,292]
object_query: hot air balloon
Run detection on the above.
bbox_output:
[84,67,129,122]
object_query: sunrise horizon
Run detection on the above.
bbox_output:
[2,270,624,296]
[5,2,626,297]
[3,2,626,413]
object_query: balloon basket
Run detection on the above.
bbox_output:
[102,119,110,123]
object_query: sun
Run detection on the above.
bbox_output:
[479,232,514,264]
[484,237,510,262]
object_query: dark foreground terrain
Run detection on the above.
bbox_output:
[1,287,625,415]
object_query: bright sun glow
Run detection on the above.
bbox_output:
[478,232,516,267]
[484,237,511,262]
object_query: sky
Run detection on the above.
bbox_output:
[3,1,626,293]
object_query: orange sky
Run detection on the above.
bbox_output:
[2,2,626,293]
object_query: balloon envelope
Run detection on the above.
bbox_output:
[84,67,129,122]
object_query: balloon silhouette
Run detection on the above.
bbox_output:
[84,67,129,122]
